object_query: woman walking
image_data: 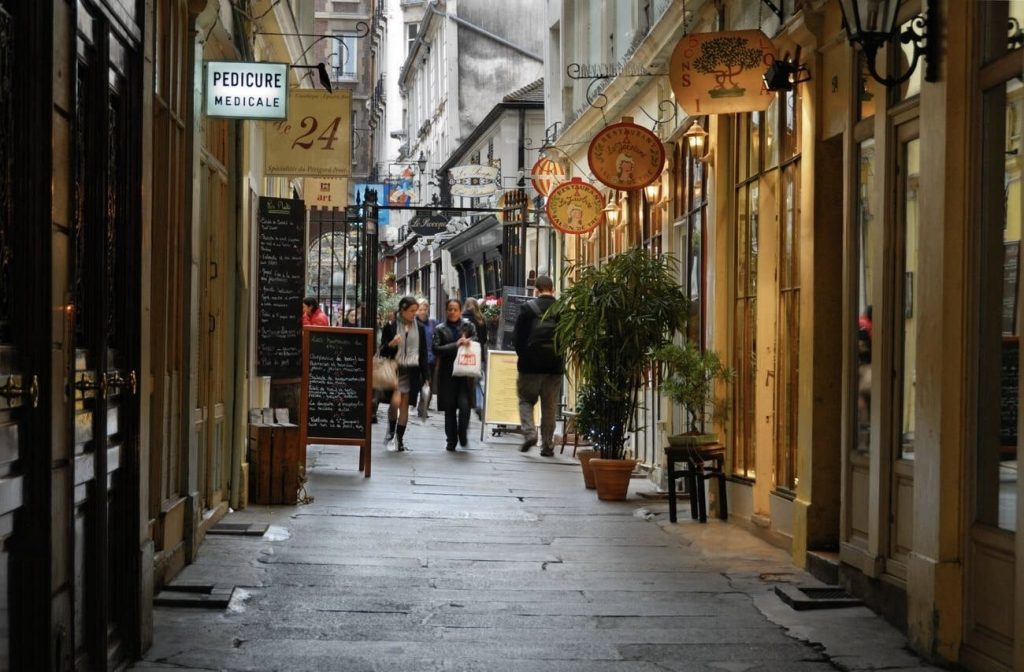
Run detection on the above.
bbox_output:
[379,296,429,451]
[433,299,477,451]
[462,297,488,419]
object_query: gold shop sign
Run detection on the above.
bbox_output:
[587,117,665,191]
[670,30,778,115]
[546,178,605,235]
[303,178,349,208]
[265,88,352,177]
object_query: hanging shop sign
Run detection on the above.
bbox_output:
[587,117,665,191]
[304,178,349,208]
[530,157,566,197]
[449,165,501,197]
[546,178,605,235]
[408,210,451,236]
[669,30,778,115]
[265,88,352,177]
[206,61,288,119]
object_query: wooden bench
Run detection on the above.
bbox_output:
[665,443,728,523]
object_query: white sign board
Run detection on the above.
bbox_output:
[449,165,501,197]
[205,61,288,120]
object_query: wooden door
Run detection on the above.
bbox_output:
[69,3,142,668]
[196,156,230,512]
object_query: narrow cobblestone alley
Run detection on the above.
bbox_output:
[131,412,941,672]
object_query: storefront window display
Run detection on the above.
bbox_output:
[855,139,877,454]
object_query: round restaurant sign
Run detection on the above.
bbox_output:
[530,156,566,197]
[587,117,665,191]
[546,178,605,235]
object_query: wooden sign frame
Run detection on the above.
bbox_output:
[300,326,374,477]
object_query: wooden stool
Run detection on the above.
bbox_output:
[558,411,592,457]
[665,443,728,523]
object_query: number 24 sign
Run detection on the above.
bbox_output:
[265,88,352,178]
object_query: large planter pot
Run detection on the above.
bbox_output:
[590,458,638,501]
[576,449,598,489]
[667,432,718,447]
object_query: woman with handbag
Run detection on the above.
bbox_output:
[379,296,429,451]
[433,299,478,451]
[462,297,488,420]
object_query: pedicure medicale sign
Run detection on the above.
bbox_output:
[205,61,288,119]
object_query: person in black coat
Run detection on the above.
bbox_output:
[433,298,477,451]
[379,296,429,451]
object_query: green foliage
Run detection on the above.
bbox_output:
[553,248,689,458]
[377,282,400,327]
[654,342,734,434]
[692,37,763,88]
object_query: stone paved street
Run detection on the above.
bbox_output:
[131,411,942,672]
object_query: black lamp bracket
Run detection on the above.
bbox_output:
[759,0,784,23]
[854,0,938,87]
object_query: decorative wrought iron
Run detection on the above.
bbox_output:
[73,66,87,344]
[106,96,118,346]
[566,61,668,110]
[0,5,10,341]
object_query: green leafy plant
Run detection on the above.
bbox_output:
[376,282,400,327]
[553,248,690,459]
[655,342,734,434]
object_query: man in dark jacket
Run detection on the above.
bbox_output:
[513,275,563,456]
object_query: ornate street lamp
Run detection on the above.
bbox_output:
[683,121,710,162]
[838,0,938,87]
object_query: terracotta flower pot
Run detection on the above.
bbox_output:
[590,458,637,501]
[576,449,598,489]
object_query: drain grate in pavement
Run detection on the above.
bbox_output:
[775,584,864,610]
[208,522,269,536]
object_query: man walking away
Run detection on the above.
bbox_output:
[513,275,563,456]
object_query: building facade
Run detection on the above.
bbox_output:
[546,0,1024,669]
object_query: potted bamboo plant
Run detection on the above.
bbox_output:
[553,249,689,500]
[654,341,734,446]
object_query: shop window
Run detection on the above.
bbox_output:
[895,135,920,460]
[734,177,758,479]
[976,78,1022,532]
[854,138,877,454]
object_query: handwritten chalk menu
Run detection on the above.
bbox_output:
[303,328,372,440]
[499,294,532,350]
[257,196,305,377]
[1001,336,1019,448]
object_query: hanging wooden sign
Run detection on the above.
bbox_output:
[669,30,778,115]
[546,178,605,235]
[530,156,565,197]
[587,117,665,191]
[449,164,501,197]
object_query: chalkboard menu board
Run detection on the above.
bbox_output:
[257,197,306,377]
[302,328,372,441]
[499,293,532,350]
[1000,336,1019,448]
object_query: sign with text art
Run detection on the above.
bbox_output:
[545,178,605,235]
[265,88,352,177]
[303,178,349,209]
[587,117,665,191]
[669,30,778,115]
[449,164,501,197]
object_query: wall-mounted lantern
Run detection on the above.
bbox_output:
[838,0,938,86]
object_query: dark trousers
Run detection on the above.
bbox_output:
[443,383,472,445]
